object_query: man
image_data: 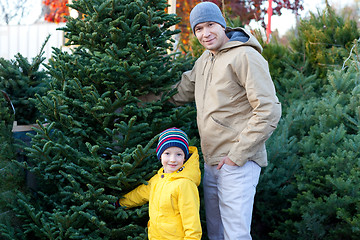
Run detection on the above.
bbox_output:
[170,2,282,240]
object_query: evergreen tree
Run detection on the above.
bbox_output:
[0,91,16,211]
[0,91,25,237]
[0,37,50,125]
[0,40,50,239]
[252,15,360,239]
[1,0,196,239]
[270,51,360,240]
[289,6,359,81]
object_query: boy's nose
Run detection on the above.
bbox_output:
[169,155,176,162]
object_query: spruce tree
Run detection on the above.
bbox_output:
[1,0,196,239]
[0,91,16,210]
[0,91,25,237]
[289,6,359,81]
[0,40,50,239]
[270,49,360,240]
[252,14,360,239]
[0,37,50,125]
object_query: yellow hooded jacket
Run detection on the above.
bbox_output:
[119,146,202,240]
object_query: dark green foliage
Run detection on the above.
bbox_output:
[0,37,50,125]
[1,0,196,239]
[0,92,16,203]
[61,0,183,95]
[2,1,359,240]
[252,9,360,240]
[0,37,53,240]
[269,64,360,240]
[0,92,25,237]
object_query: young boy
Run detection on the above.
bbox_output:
[114,127,202,240]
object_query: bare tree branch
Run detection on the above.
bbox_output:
[0,0,38,25]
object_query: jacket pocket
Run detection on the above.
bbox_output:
[202,116,239,157]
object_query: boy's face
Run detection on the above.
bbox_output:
[161,147,185,173]
[194,21,228,54]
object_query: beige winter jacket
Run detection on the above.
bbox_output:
[172,27,281,167]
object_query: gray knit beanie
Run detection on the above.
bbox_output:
[190,2,226,33]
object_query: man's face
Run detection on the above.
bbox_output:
[194,21,228,54]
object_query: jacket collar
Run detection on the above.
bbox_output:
[211,27,263,54]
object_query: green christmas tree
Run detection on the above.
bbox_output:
[0,39,50,237]
[0,91,25,235]
[251,9,360,240]
[0,91,16,208]
[0,37,50,125]
[0,0,197,239]
[270,48,360,240]
[289,6,359,81]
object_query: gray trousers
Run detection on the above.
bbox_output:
[203,161,261,240]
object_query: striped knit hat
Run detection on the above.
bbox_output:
[156,127,189,160]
